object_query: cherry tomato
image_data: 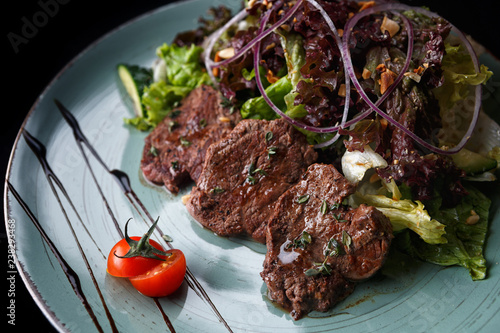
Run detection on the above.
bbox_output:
[107,236,168,278]
[129,249,187,297]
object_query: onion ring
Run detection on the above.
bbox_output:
[342,3,481,154]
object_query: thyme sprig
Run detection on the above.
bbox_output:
[286,230,312,250]
[305,237,344,277]
[247,162,267,185]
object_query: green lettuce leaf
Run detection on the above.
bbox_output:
[394,185,491,280]
[240,75,291,120]
[157,43,211,88]
[240,31,309,121]
[351,191,447,245]
[434,43,493,111]
[124,43,211,130]
[125,81,192,131]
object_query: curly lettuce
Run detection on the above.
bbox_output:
[394,185,491,280]
[240,31,308,121]
[434,43,493,111]
[124,43,211,130]
[350,190,447,245]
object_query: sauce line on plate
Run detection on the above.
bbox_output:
[56,100,234,332]
[7,182,109,333]
[20,130,120,332]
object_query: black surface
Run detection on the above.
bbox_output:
[2,0,499,332]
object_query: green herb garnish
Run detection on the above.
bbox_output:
[286,230,313,250]
[321,200,329,215]
[297,194,310,204]
[305,236,343,277]
[168,120,179,132]
[199,118,207,128]
[325,238,342,257]
[305,262,332,277]
[267,146,277,158]
[247,175,256,185]
[209,186,225,194]
[170,109,181,118]
[220,95,236,114]
[149,145,159,157]
[180,137,191,147]
[247,162,267,185]
[342,230,352,248]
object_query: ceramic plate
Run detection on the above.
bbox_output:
[4,0,500,332]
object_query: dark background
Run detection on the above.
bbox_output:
[2,0,499,331]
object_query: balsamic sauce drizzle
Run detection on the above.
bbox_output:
[20,130,119,333]
[154,298,177,333]
[8,182,106,332]
[55,100,234,332]
[20,130,107,259]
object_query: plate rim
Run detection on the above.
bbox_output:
[4,0,500,332]
[2,1,205,332]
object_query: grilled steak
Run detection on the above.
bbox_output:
[140,85,240,193]
[185,118,318,243]
[261,163,393,320]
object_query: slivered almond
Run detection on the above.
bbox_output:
[280,24,291,32]
[218,47,235,59]
[404,71,422,83]
[466,210,480,225]
[376,63,387,73]
[379,70,396,95]
[181,194,191,205]
[362,68,372,79]
[381,15,400,37]
[380,118,388,130]
[338,83,347,97]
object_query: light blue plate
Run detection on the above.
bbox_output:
[4,0,500,332]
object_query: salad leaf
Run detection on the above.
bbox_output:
[434,43,493,111]
[124,43,211,130]
[125,81,192,131]
[157,43,211,88]
[394,185,491,280]
[351,191,447,245]
[280,31,308,119]
[240,31,309,121]
[240,75,291,120]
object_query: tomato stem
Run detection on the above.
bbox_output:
[114,218,171,260]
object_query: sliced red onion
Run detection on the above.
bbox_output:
[306,0,411,147]
[204,8,249,85]
[342,3,482,155]
[253,0,414,143]
[205,0,305,75]
[306,0,351,146]
[206,1,481,153]
[253,0,356,135]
